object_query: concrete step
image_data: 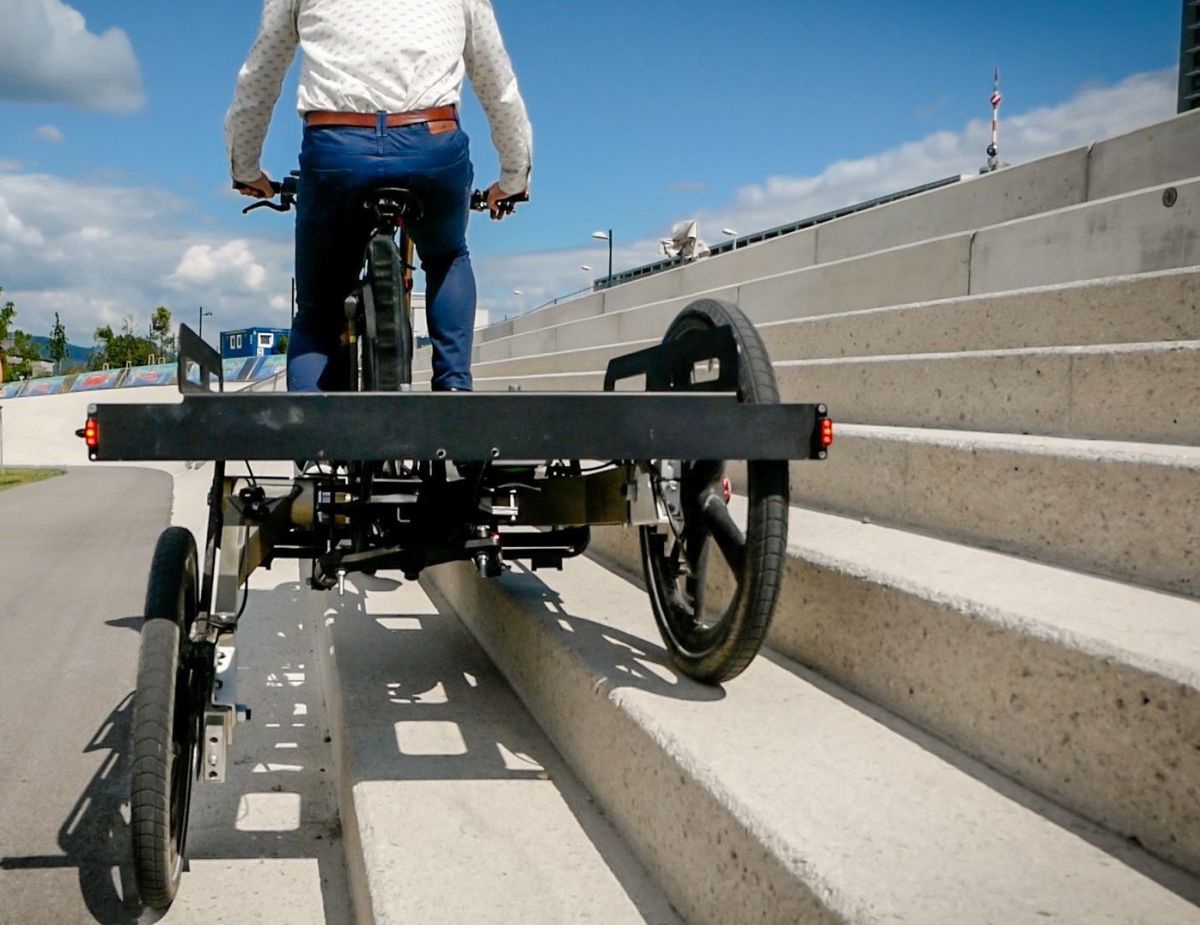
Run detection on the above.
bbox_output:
[468,112,1200,342]
[787,425,1200,598]
[755,265,1200,359]
[319,576,683,924]
[422,555,1200,924]
[452,336,1200,446]
[809,110,1200,268]
[971,178,1200,294]
[421,267,1200,376]
[584,505,1200,875]
[770,340,1200,444]
[402,405,1196,598]
[429,230,976,371]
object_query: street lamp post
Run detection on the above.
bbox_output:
[591,230,613,288]
[722,228,739,251]
[198,307,213,342]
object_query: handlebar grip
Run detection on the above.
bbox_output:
[470,189,529,215]
[232,179,283,195]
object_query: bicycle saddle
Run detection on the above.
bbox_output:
[362,187,424,225]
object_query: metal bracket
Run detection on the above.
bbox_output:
[214,479,300,617]
[625,468,664,526]
[203,637,238,784]
[604,325,739,392]
[177,323,224,394]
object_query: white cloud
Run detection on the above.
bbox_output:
[703,68,1177,237]
[0,0,144,112]
[0,171,291,343]
[34,125,65,144]
[170,241,269,293]
[0,194,47,249]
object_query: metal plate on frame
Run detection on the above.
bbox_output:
[88,392,822,462]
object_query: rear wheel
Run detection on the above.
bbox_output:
[640,299,789,683]
[130,527,205,909]
[364,235,413,392]
[355,235,414,564]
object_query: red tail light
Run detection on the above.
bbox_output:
[820,418,834,448]
[84,418,99,449]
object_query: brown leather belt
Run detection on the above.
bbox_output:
[304,105,458,133]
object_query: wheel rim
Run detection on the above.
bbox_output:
[639,299,789,681]
[644,461,752,655]
[168,660,201,872]
[170,561,202,871]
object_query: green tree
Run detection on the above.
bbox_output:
[89,324,113,369]
[0,287,14,383]
[0,291,14,343]
[0,287,47,380]
[48,312,68,374]
[91,323,157,369]
[274,334,289,355]
[150,305,175,359]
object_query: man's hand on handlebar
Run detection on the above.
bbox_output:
[235,172,275,199]
[482,182,528,221]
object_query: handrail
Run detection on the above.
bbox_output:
[593,174,964,291]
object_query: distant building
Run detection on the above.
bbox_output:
[221,327,289,359]
[1183,0,1200,112]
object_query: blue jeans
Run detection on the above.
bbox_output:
[289,115,476,392]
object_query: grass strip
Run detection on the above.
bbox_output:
[0,468,65,492]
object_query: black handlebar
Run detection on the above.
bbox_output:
[238,175,528,219]
[470,189,529,216]
[236,175,297,214]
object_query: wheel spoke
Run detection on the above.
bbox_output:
[684,534,711,622]
[700,489,745,575]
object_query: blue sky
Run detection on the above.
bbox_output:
[0,0,1185,340]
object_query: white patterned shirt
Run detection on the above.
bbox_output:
[225,0,532,193]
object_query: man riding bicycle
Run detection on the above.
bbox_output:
[225,0,533,393]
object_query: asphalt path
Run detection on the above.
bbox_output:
[0,468,173,923]
[0,467,351,924]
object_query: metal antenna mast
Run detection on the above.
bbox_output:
[984,67,1003,173]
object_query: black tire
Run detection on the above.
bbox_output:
[365,235,413,391]
[640,299,789,683]
[130,527,203,909]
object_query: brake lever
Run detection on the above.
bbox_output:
[241,199,290,215]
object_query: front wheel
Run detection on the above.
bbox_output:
[640,299,789,684]
[130,527,205,909]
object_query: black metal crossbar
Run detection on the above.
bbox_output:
[86,392,825,462]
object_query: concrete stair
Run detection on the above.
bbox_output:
[403,111,1200,920]
[422,553,1200,925]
